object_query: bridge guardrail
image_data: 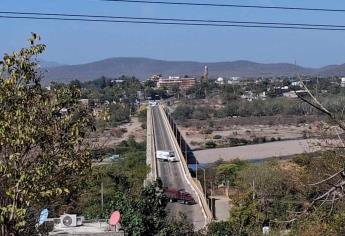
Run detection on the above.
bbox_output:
[146,107,157,183]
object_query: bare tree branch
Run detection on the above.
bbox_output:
[309,169,344,186]
[296,76,345,131]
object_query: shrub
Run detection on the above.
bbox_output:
[229,138,240,146]
[228,138,248,146]
[200,129,213,134]
[205,141,217,148]
[292,154,312,167]
[111,128,125,138]
[192,108,210,120]
[213,134,222,139]
[191,140,201,146]
[173,105,193,121]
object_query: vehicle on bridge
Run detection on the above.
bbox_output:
[148,100,158,106]
[163,187,196,205]
[156,150,177,162]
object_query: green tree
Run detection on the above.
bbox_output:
[172,105,194,121]
[106,181,168,236]
[216,159,246,186]
[158,214,194,236]
[205,221,232,236]
[228,192,266,236]
[0,34,94,234]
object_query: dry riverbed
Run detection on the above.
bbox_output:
[193,139,321,163]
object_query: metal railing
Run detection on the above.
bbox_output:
[145,107,157,184]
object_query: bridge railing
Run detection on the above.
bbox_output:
[145,106,157,184]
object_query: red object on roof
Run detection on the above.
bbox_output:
[109,211,121,226]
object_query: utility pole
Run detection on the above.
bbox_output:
[101,182,104,213]
[316,75,320,97]
[195,162,198,181]
[185,141,188,161]
[252,180,255,200]
[203,169,207,197]
[179,133,182,148]
[204,65,208,98]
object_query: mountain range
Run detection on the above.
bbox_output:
[41,57,345,82]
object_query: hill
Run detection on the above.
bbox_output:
[41,57,345,82]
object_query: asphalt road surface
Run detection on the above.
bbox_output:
[151,106,205,231]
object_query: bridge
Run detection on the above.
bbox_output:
[146,104,213,230]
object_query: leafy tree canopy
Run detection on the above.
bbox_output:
[0,34,94,235]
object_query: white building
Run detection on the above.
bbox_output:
[157,76,196,90]
[341,77,345,88]
[228,77,240,85]
[291,81,303,87]
[216,77,224,85]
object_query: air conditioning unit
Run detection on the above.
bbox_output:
[60,214,84,227]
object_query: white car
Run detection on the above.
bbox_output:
[149,100,158,106]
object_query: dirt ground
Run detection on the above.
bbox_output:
[92,117,146,147]
[179,119,323,150]
[177,115,344,163]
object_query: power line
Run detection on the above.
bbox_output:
[2,11,345,29]
[0,15,345,31]
[1,15,345,31]
[102,0,345,13]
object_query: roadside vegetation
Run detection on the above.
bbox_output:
[198,151,345,235]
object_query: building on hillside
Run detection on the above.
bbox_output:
[341,77,345,88]
[259,91,267,100]
[241,91,255,102]
[157,76,196,91]
[291,81,303,87]
[283,90,308,98]
[137,90,144,100]
[79,99,89,106]
[148,75,162,82]
[216,77,224,85]
[283,91,298,98]
[111,79,124,84]
[227,77,240,85]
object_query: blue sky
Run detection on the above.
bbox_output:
[1,0,345,67]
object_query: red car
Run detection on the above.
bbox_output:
[163,187,196,205]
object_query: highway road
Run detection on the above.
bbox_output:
[151,106,205,230]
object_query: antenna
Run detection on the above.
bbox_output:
[38,208,49,226]
[109,211,121,231]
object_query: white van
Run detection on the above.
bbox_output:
[156,150,177,162]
